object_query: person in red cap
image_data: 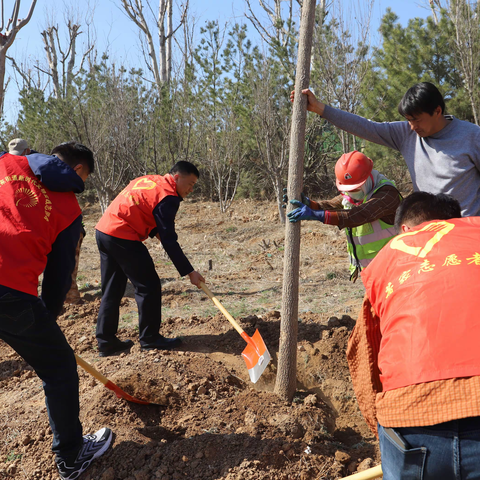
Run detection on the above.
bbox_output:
[287,151,401,281]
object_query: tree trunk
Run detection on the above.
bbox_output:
[158,0,167,84]
[274,174,286,224]
[41,27,60,99]
[95,184,115,214]
[0,0,37,116]
[65,22,80,97]
[274,0,317,402]
[166,0,172,84]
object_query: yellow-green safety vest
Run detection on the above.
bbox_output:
[344,176,398,278]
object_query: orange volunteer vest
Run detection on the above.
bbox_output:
[96,174,178,241]
[0,153,81,296]
[362,217,480,391]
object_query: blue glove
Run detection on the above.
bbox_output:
[282,188,311,208]
[287,200,325,223]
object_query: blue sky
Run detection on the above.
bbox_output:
[3,0,431,122]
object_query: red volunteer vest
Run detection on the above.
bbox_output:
[362,217,480,391]
[0,153,81,296]
[96,174,178,241]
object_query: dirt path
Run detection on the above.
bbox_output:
[0,200,379,479]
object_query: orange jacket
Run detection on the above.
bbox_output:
[362,217,480,391]
[96,174,178,241]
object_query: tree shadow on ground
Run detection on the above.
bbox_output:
[176,315,353,355]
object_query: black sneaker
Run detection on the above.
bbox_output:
[140,335,182,351]
[56,427,113,480]
[98,338,134,357]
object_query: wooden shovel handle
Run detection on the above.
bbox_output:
[341,465,382,480]
[199,282,245,337]
[75,353,109,386]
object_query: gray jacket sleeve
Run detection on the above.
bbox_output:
[322,105,410,152]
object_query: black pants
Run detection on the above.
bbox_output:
[96,230,162,347]
[0,293,83,462]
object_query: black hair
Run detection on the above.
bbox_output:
[394,192,461,233]
[51,141,95,174]
[170,161,200,178]
[398,82,446,118]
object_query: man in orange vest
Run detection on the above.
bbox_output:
[347,191,480,479]
[0,142,112,480]
[95,161,205,356]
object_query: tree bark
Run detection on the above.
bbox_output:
[166,0,172,83]
[41,27,60,99]
[274,0,317,402]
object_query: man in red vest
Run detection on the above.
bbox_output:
[347,191,480,479]
[0,142,112,480]
[95,161,205,356]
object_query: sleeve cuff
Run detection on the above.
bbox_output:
[324,210,332,224]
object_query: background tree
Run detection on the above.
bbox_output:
[193,21,255,211]
[311,0,373,153]
[121,0,189,87]
[3,0,478,216]
[431,0,480,124]
[0,0,37,117]
[39,15,95,100]
[249,55,290,223]
[246,0,299,81]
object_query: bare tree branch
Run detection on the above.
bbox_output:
[0,0,38,116]
[436,0,480,124]
[121,0,189,86]
[6,54,32,87]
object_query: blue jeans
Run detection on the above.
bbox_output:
[0,293,83,462]
[379,418,480,479]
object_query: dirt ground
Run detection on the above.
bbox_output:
[0,199,380,480]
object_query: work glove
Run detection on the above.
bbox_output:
[282,188,310,208]
[287,200,325,223]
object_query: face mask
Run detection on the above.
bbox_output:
[346,175,374,201]
[348,190,366,201]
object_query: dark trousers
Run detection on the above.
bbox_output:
[96,230,162,347]
[0,293,83,462]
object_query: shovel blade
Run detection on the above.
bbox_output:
[105,380,151,405]
[241,329,271,383]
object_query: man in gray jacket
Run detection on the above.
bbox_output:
[292,82,480,216]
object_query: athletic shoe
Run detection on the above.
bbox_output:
[98,338,134,357]
[56,427,113,480]
[140,335,182,351]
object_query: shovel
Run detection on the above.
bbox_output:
[75,353,152,405]
[340,465,382,479]
[199,282,271,383]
